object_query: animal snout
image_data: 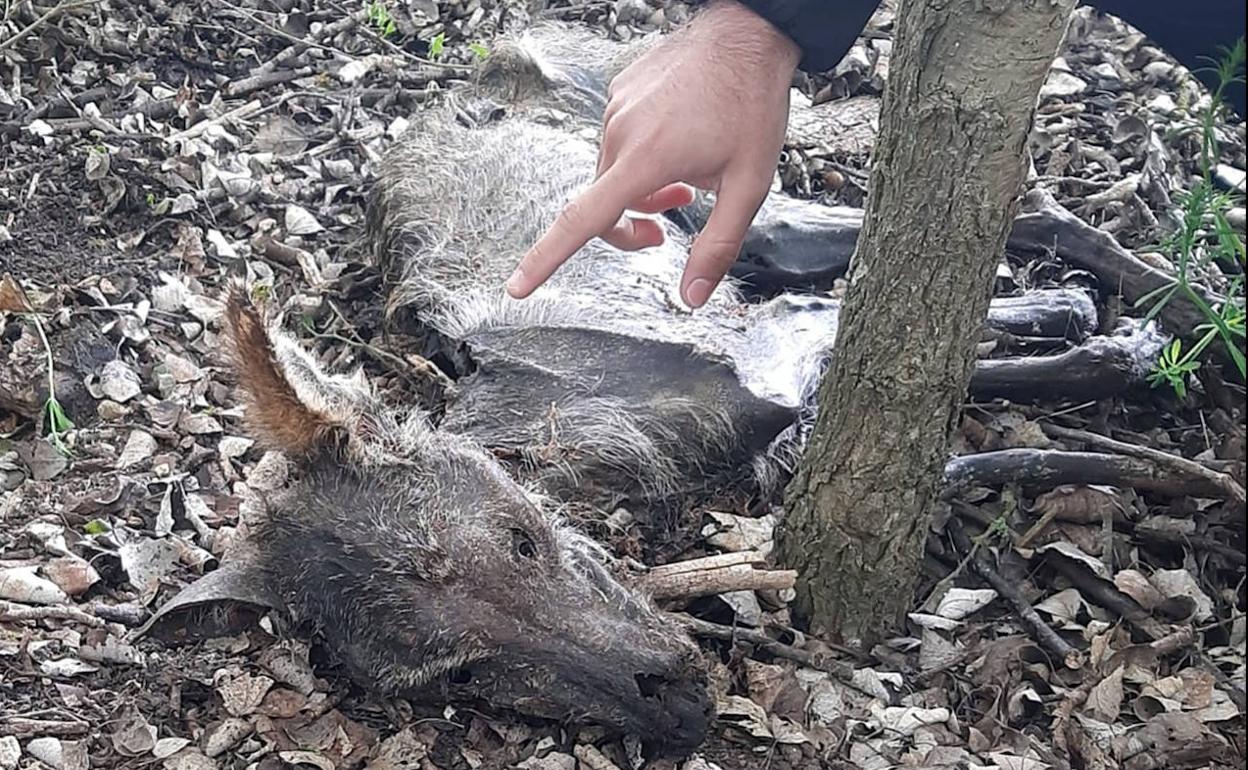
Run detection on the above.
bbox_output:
[634,669,714,756]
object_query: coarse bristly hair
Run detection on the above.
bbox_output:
[367,23,842,504]
[220,282,715,756]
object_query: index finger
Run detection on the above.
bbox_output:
[506,165,662,298]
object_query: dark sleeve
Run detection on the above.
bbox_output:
[736,0,884,73]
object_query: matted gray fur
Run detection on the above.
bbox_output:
[369,23,840,503]
[217,283,714,757]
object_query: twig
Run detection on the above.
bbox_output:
[675,615,884,700]
[644,551,766,578]
[948,520,1084,670]
[0,0,99,52]
[164,99,263,144]
[0,716,91,737]
[1039,422,1246,507]
[224,65,317,98]
[0,600,106,628]
[1051,627,1194,752]
[640,563,796,601]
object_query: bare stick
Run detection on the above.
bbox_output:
[644,550,766,578]
[1040,422,1246,507]
[948,520,1084,670]
[164,99,263,143]
[676,615,882,700]
[0,717,91,737]
[942,448,1235,500]
[640,564,796,601]
[0,600,106,628]
[0,0,99,52]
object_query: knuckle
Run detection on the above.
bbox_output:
[558,199,590,231]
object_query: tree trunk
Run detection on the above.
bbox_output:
[775,0,1078,646]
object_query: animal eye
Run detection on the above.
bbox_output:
[511,529,538,560]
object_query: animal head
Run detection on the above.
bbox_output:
[223,284,713,756]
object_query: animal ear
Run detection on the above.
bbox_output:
[224,284,349,456]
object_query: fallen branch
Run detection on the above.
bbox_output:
[947,520,1084,670]
[164,99,263,144]
[640,562,796,601]
[1008,188,1218,335]
[675,615,880,699]
[970,320,1166,402]
[643,550,766,578]
[942,449,1236,500]
[1039,422,1246,507]
[0,599,106,628]
[0,716,91,737]
[0,0,99,53]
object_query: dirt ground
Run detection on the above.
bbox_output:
[2,2,1245,770]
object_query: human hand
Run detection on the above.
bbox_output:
[505,0,801,308]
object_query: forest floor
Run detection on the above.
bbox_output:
[1,2,1245,770]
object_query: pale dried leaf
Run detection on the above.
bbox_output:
[1114,569,1164,611]
[0,565,70,605]
[214,666,274,716]
[285,204,325,236]
[1035,587,1089,627]
[1084,665,1125,721]
[1148,569,1214,622]
[111,712,158,757]
[100,359,143,403]
[117,429,158,470]
[152,738,192,760]
[935,587,998,620]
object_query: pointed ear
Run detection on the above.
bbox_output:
[224,284,348,456]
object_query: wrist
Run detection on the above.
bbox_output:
[696,0,802,74]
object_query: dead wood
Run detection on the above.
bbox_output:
[942,449,1236,500]
[0,599,107,628]
[1041,422,1246,506]
[1008,189,1219,336]
[675,615,875,699]
[0,716,91,737]
[969,321,1165,402]
[947,520,1084,670]
[640,561,796,601]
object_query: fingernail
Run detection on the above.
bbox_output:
[682,277,713,308]
[506,268,525,297]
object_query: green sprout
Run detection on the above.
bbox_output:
[366,1,398,38]
[1138,39,1246,397]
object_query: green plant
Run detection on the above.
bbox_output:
[468,41,489,60]
[428,31,445,60]
[366,0,397,38]
[1138,39,1247,397]
[30,312,74,454]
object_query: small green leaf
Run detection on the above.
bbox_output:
[429,32,445,59]
[83,519,109,535]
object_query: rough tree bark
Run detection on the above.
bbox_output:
[776,0,1079,646]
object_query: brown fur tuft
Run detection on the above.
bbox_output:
[223,282,340,455]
